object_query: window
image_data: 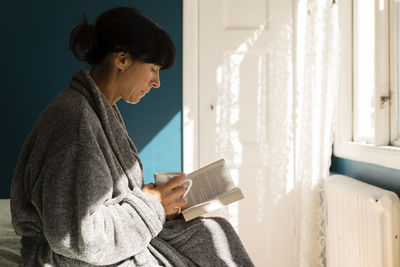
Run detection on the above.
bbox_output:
[334,0,400,170]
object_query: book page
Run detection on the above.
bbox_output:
[186,159,235,207]
[182,188,243,221]
[185,188,241,210]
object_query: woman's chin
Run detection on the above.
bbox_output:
[123,96,142,104]
[124,99,139,104]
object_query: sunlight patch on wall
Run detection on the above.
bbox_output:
[139,112,182,184]
[214,24,267,233]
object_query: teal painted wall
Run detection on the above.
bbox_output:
[0,0,182,198]
[330,155,400,197]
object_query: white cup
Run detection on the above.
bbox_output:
[154,172,192,198]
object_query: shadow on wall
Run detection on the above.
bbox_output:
[0,0,182,198]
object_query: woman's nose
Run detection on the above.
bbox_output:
[151,73,160,88]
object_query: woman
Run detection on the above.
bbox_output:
[10,7,253,266]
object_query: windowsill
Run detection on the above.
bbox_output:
[334,141,400,171]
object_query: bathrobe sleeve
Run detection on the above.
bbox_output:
[34,142,166,265]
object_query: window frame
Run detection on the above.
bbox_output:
[390,0,400,146]
[334,0,400,170]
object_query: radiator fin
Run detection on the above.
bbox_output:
[326,175,400,267]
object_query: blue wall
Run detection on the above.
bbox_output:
[330,155,400,197]
[0,0,182,198]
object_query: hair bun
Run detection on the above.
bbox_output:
[69,12,99,64]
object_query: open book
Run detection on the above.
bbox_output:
[182,159,244,221]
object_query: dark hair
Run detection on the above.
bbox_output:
[69,7,176,69]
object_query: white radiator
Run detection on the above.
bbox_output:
[326,175,400,267]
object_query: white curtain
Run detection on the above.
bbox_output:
[201,0,340,265]
[263,0,339,266]
[293,1,339,266]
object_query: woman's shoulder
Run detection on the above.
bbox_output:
[13,87,107,186]
[32,88,103,149]
[44,88,97,121]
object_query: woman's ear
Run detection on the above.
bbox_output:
[113,52,132,71]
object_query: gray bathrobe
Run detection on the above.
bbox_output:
[10,70,253,266]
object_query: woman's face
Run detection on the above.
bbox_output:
[118,60,161,104]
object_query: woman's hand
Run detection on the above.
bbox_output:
[142,174,189,219]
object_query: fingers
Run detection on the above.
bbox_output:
[174,196,188,206]
[173,185,188,197]
[175,207,181,215]
[162,173,188,190]
[152,174,190,216]
[165,197,187,216]
[165,191,187,206]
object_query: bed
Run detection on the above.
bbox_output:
[0,199,22,266]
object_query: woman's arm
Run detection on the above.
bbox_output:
[35,143,164,265]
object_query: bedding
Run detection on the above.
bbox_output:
[0,199,22,266]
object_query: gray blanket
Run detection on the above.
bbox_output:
[10,70,253,266]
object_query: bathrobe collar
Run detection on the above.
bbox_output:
[68,69,144,188]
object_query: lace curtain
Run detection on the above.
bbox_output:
[264,0,339,265]
[265,0,339,265]
[293,1,339,266]
[234,0,338,265]
[209,0,339,265]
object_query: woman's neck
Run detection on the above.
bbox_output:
[89,64,120,106]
